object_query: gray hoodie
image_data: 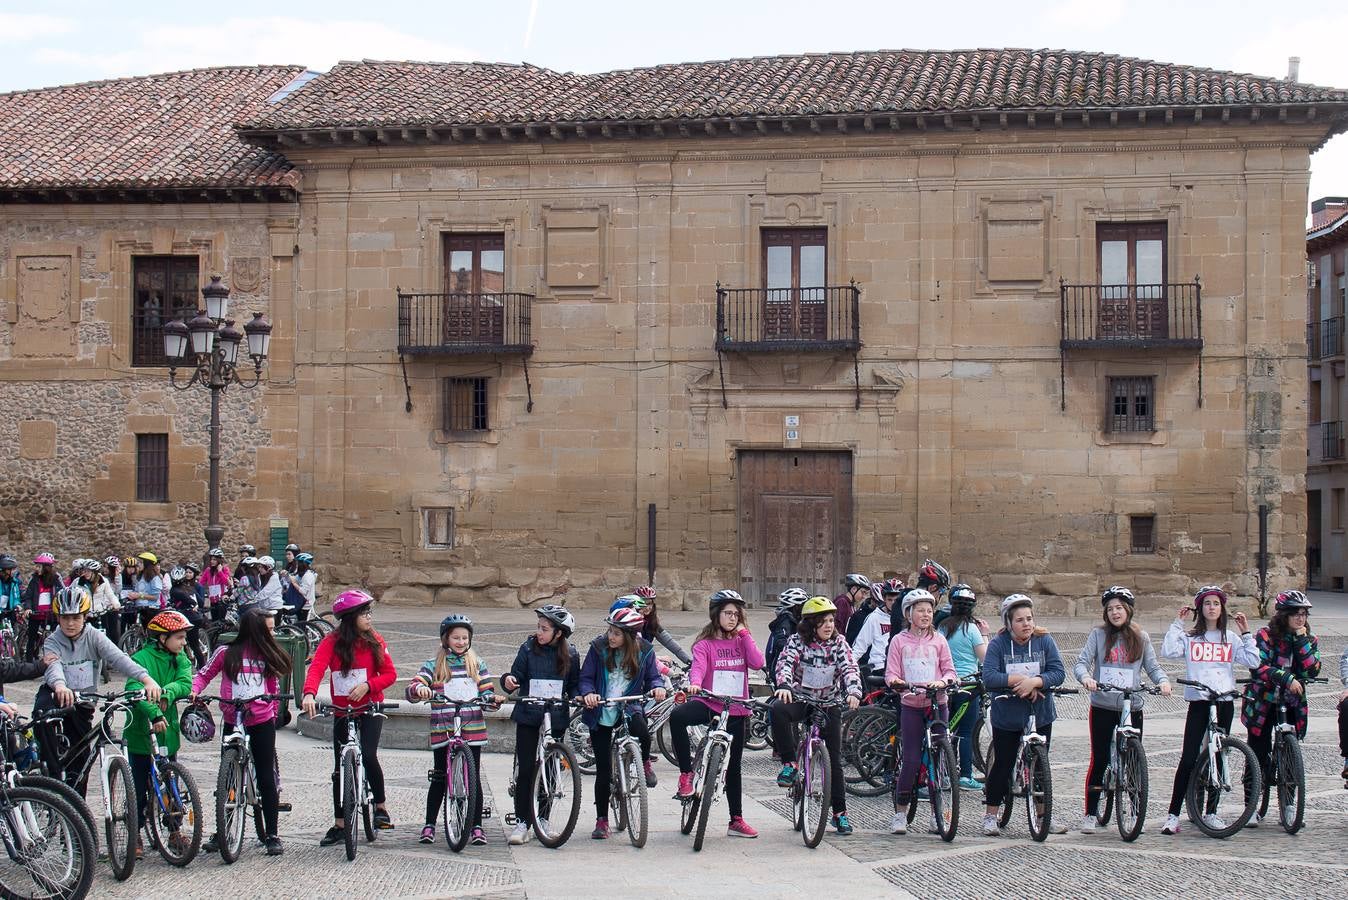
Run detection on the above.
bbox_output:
[1073,626,1169,712]
[43,624,148,692]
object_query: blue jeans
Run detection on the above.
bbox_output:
[950,690,980,779]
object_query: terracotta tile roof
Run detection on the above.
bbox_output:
[244,49,1348,131]
[0,65,307,192]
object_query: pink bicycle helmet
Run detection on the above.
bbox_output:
[332,588,374,617]
[606,606,645,632]
[33,552,55,565]
[632,585,657,600]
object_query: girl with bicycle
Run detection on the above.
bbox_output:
[302,589,398,845]
[502,604,579,845]
[125,610,195,857]
[192,595,293,856]
[615,589,685,787]
[885,588,957,835]
[1240,590,1320,827]
[1073,586,1171,833]
[1160,584,1258,835]
[770,596,861,836]
[579,606,667,840]
[23,552,63,661]
[938,584,988,789]
[200,549,232,623]
[408,613,498,847]
[671,589,764,838]
[981,594,1067,837]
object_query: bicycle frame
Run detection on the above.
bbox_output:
[46,692,139,805]
[507,697,573,825]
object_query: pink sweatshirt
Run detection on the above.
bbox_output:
[689,630,765,717]
[193,645,282,727]
[884,629,957,709]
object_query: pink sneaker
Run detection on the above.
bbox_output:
[676,772,695,799]
[727,816,758,838]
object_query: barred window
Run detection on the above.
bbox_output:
[1108,376,1155,433]
[442,377,489,432]
[422,508,454,549]
[136,433,169,502]
[133,256,199,366]
[1129,515,1156,554]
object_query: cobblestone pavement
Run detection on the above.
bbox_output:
[5,605,1346,898]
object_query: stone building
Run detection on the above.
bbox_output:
[3,50,1345,610]
[1306,195,1348,589]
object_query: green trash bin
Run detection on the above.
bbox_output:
[273,632,309,726]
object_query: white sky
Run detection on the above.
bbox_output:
[3,0,1346,212]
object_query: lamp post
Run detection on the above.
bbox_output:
[163,275,272,552]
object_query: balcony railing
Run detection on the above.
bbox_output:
[1308,321,1321,360]
[1314,420,1345,463]
[715,284,861,352]
[1060,280,1202,349]
[1321,316,1343,359]
[396,291,534,355]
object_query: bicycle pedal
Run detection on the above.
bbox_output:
[482,804,493,819]
[504,814,518,826]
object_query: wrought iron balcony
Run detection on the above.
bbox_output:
[1060,279,1202,350]
[396,290,533,355]
[1321,315,1343,359]
[1308,321,1321,360]
[1316,420,1345,463]
[715,284,861,352]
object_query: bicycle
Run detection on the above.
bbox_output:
[781,699,840,849]
[677,692,765,851]
[593,694,649,848]
[0,712,98,848]
[0,618,18,659]
[505,697,582,849]
[566,667,693,775]
[197,693,292,863]
[311,701,398,861]
[34,691,144,881]
[1249,675,1328,834]
[414,694,492,853]
[1174,678,1261,837]
[116,617,151,657]
[990,687,1078,842]
[892,684,959,842]
[0,769,97,900]
[140,724,202,866]
[1091,683,1163,842]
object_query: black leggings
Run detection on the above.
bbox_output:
[24,617,51,662]
[1084,706,1143,816]
[100,611,123,648]
[1167,700,1233,816]
[513,716,566,826]
[984,723,1053,808]
[590,711,650,816]
[1339,697,1348,759]
[426,744,483,828]
[224,720,280,838]
[769,700,846,814]
[670,701,748,818]
[331,715,386,819]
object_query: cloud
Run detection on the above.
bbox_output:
[1040,0,1125,30]
[29,16,480,77]
[0,13,76,42]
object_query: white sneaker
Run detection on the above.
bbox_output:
[508,822,530,846]
[1161,814,1181,835]
[1047,819,1068,835]
[928,814,942,835]
[1282,805,1296,825]
[889,813,907,835]
[981,814,1001,836]
[1201,813,1227,831]
[1079,814,1098,834]
[1245,813,1261,828]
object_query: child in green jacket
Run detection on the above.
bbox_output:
[125,610,195,854]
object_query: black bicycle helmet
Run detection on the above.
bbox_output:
[440,613,473,638]
[1101,585,1136,607]
[949,583,976,609]
[708,588,744,612]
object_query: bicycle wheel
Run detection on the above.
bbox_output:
[1275,734,1305,835]
[1114,737,1147,842]
[996,772,1014,829]
[340,747,358,860]
[691,740,724,852]
[0,784,97,900]
[146,760,201,866]
[931,737,958,842]
[1023,744,1051,843]
[680,741,703,836]
[103,754,136,881]
[531,744,581,848]
[839,708,867,786]
[619,741,648,848]
[801,738,831,849]
[443,747,476,853]
[745,705,771,752]
[564,710,596,776]
[273,624,310,660]
[117,627,145,657]
[1186,735,1260,837]
[974,709,991,776]
[17,775,97,855]
[849,708,898,796]
[659,720,705,768]
[361,793,374,844]
[215,747,247,864]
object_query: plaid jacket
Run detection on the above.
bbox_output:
[1240,627,1320,738]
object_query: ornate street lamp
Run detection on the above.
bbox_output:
[163,274,272,553]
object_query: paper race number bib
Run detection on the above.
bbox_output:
[529,678,563,699]
[1100,666,1136,690]
[64,661,94,691]
[231,672,265,701]
[208,584,223,599]
[1006,660,1041,679]
[444,677,479,702]
[1195,665,1235,695]
[711,668,747,697]
[38,591,51,609]
[331,668,368,698]
[801,665,834,690]
[1188,642,1233,664]
[903,654,937,685]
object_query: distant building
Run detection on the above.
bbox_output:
[1307,196,1348,589]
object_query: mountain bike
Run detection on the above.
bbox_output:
[505,697,582,849]
[196,694,292,863]
[594,695,649,848]
[0,618,18,659]
[312,701,398,861]
[1091,683,1162,842]
[139,725,201,866]
[1250,675,1327,834]
[1175,678,1261,837]
[415,694,492,853]
[894,684,959,842]
[676,692,762,851]
[991,687,1078,842]
[784,699,840,849]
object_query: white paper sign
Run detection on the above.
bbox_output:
[802,665,834,690]
[1100,666,1136,690]
[904,654,937,685]
[1007,660,1041,680]
[444,678,479,702]
[331,668,367,698]
[38,591,51,609]
[529,678,563,699]
[712,669,747,697]
[64,661,95,691]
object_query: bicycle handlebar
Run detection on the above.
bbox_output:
[1093,683,1164,696]
[195,693,293,707]
[990,687,1078,700]
[1175,678,1240,698]
[593,694,652,706]
[312,701,400,717]
[418,694,500,709]
[511,695,579,707]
